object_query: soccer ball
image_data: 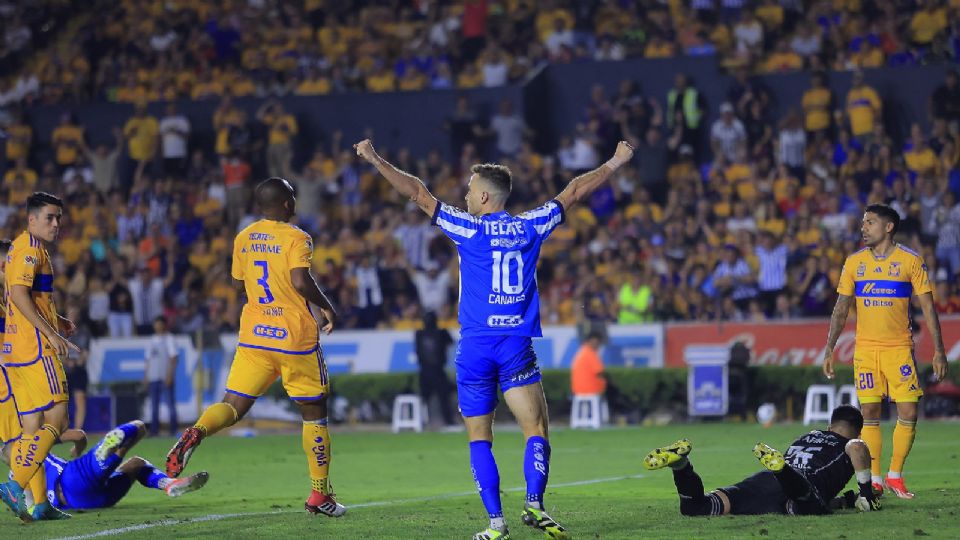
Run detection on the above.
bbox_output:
[757,403,776,427]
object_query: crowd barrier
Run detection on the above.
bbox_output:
[83,318,957,423]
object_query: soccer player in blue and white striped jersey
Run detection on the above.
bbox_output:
[355,138,633,540]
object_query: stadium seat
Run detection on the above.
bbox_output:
[570,394,607,430]
[835,385,859,408]
[392,394,427,433]
[802,385,836,426]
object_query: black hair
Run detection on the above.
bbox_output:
[26,192,64,215]
[255,177,295,213]
[830,405,864,433]
[864,204,900,236]
[471,163,512,199]
[0,239,10,255]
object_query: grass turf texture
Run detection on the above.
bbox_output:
[2,422,958,539]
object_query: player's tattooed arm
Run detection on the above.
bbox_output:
[353,139,439,216]
[823,294,853,379]
[917,292,949,381]
[555,141,634,209]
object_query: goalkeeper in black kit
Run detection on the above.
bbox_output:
[643,405,881,515]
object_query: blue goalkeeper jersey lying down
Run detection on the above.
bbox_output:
[431,200,565,338]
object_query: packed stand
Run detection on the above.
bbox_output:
[3,0,960,107]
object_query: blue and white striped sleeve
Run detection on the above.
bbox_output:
[431,203,480,243]
[518,200,566,240]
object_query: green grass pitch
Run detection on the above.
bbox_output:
[2,421,958,539]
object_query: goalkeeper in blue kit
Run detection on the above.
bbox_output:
[356,137,634,540]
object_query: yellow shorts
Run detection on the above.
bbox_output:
[853,347,923,403]
[3,352,68,416]
[225,345,329,402]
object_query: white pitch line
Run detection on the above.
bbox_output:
[52,474,644,540]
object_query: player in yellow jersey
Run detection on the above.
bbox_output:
[823,204,949,500]
[0,193,80,522]
[0,239,21,451]
[166,177,345,516]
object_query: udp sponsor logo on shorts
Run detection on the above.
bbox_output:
[253,324,288,340]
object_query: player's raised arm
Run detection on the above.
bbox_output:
[554,140,634,210]
[354,139,439,216]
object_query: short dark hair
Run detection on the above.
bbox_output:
[471,163,512,199]
[830,405,864,433]
[26,192,64,215]
[0,239,10,255]
[864,204,900,235]
[154,315,168,326]
[255,177,295,212]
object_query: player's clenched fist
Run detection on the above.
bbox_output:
[353,139,377,163]
[606,140,634,170]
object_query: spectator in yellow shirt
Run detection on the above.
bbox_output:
[365,63,397,92]
[257,100,299,178]
[295,68,332,95]
[909,2,947,46]
[762,41,803,73]
[904,124,937,178]
[845,70,881,140]
[5,111,31,164]
[3,157,38,189]
[802,72,832,134]
[52,112,85,167]
[123,103,160,163]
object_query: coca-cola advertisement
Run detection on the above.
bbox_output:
[663,317,960,368]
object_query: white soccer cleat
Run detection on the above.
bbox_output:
[165,471,209,498]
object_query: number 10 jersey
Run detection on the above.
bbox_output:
[431,200,565,338]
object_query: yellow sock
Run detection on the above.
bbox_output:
[12,425,59,488]
[194,402,239,437]
[861,420,882,477]
[302,419,330,494]
[889,418,916,474]
[29,468,47,506]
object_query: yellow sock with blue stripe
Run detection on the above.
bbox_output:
[303,419,331,494]
[12,425,59,488]
[194,402,239,437]
[889,418,916,475]
[861,420,882,481]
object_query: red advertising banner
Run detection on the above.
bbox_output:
[663,317,960,368]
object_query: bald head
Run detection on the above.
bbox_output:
[255,177,296,219]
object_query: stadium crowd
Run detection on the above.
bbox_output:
[2,0,960,106]
[0,0,959,340]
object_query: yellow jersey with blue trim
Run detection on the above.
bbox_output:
[2,231,60,363]
[837,244,932,349]
[232,219,319,354]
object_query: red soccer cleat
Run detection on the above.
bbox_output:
[166,427,203,478]
[305,490,347,517]
[884,476,914,499]
[871,481,884,498]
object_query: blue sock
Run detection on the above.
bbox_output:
[116,423,141,447]
[469,440,502,519]
[524,436,550,508]
[136,460,169,490]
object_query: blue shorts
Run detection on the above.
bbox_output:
[58,444,134,509]
[454,335,541,417]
